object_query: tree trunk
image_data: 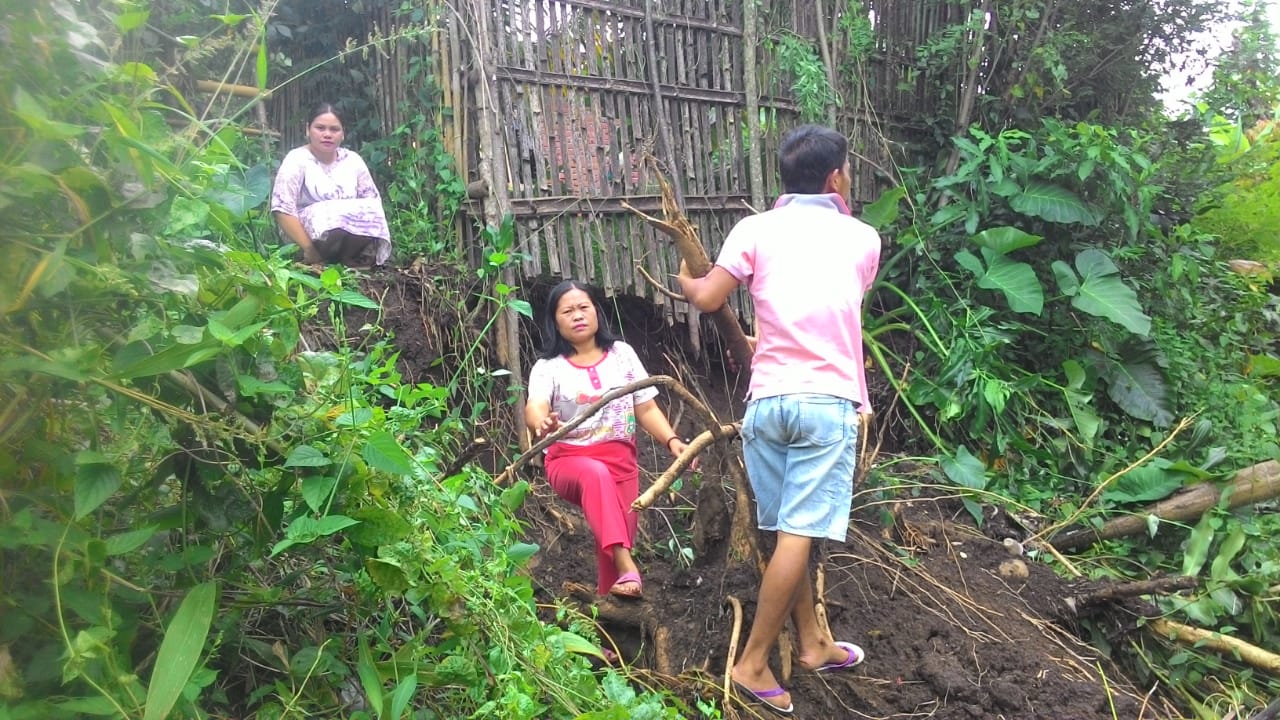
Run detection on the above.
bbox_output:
[1051,461,1280,551]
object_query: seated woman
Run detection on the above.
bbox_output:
[270,103,392,267]
[525,280,694,599]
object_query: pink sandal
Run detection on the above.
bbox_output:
[608,571,643,599]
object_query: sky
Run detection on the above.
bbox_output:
[1159,0,1280,113]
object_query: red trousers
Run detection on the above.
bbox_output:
[545,440,639,595]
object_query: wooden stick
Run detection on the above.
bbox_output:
[632,422,740,509]
[724,596,744,704]
[1149,619,1280,675]
[496,375,722,485]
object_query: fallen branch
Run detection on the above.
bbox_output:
[1149,618,1280,676]
[1057,576,1198,618]
[495,375,718,485]
[624,166,755,369]
[1050,460,1280,551]
[724,596,744,704]
[1035,416,1194,545]
[633,422,740,510]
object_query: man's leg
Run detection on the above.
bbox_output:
[731,531,813,709]
[790,559,855,669]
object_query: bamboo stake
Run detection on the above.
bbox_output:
[194,80,268,98]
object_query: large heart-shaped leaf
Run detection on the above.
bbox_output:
[1010,181,1099,225]
[971,226,1042,254]
[860,186,906,230]
[956,249,1044,315]
[1068,249,1151,336]
[1102,358,1172,426]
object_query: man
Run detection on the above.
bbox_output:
[678,125,881,716]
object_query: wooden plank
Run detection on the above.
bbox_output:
[495,65,744,105]
[491,193,752,216]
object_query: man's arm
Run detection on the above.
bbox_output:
[676,262,741,313]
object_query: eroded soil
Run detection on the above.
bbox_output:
[349,268,1179,720]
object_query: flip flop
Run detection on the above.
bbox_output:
[609,571,643,599]
[732,680,794,716]
[815,640,866,673]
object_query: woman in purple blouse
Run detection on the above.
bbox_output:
[270,103,392,267]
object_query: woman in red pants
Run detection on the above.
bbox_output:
[525,280,693,598]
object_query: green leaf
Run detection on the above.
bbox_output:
[1051,260,1079,296]
[1181,512,1215,577]
[143,582,217,720]
[114,10,150,32]
[506,542,539,565]
[362,431,414,475]
[1209,525,1246,582]
[346,507,412,546]
[1102,359,1171,426]
[970,226,1042,254]
[285,445,330,468]
[1102,463,1183,504]
[301,475,338,513]
[860,186,906,230]
[388,673,417,720]
[112,339,222,379]
[12,87,84,140]
[498,481,530,512]
[256,38,269,92]
[331,290,380,309]
[1248,353,1280,378]
[510,299,533,319]
[1010,181,1098,225]
[357,637,384,718]
[940,446,987,490]
[1061,360,1099,445]
[105,526,158,555]
[1070,249,1151,335]
[74,456,122,519]
[365,558,410,594]
[315,514,360,536]
[974,249,1043,315]
[557,630,605,660]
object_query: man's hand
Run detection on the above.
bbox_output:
[726,335,757,373]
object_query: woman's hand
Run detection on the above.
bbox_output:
[537,411,561,439]
[668,438,700,472]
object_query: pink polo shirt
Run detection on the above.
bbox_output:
[714,193,881,412]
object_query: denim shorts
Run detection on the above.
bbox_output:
[741,393,860,541]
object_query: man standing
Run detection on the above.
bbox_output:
[677,125,881,716]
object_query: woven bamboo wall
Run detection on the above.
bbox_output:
[266,0,959,328]
[449,0,957,326]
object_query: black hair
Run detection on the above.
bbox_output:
[779,125,848,194]
[538,280,622,359]
[307,102,344,128]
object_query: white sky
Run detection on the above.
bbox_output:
[1159,0,1280,114]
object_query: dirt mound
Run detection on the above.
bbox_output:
[347,268,1177,719]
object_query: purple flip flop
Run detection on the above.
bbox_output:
[733,680,794,716]
[815,640,866,673]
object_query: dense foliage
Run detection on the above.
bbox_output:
[3,0,1278,718]
[0,2,685,718]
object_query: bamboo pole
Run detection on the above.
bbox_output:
[194,80,268,98]
[742,0,765,210]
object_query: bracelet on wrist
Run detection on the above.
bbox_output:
[665,435,682,451]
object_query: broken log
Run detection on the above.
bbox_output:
[1055,575,1198,620]
[1051,460,1280,552]
[1149,618,1280,676]
[624,167,755,369]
